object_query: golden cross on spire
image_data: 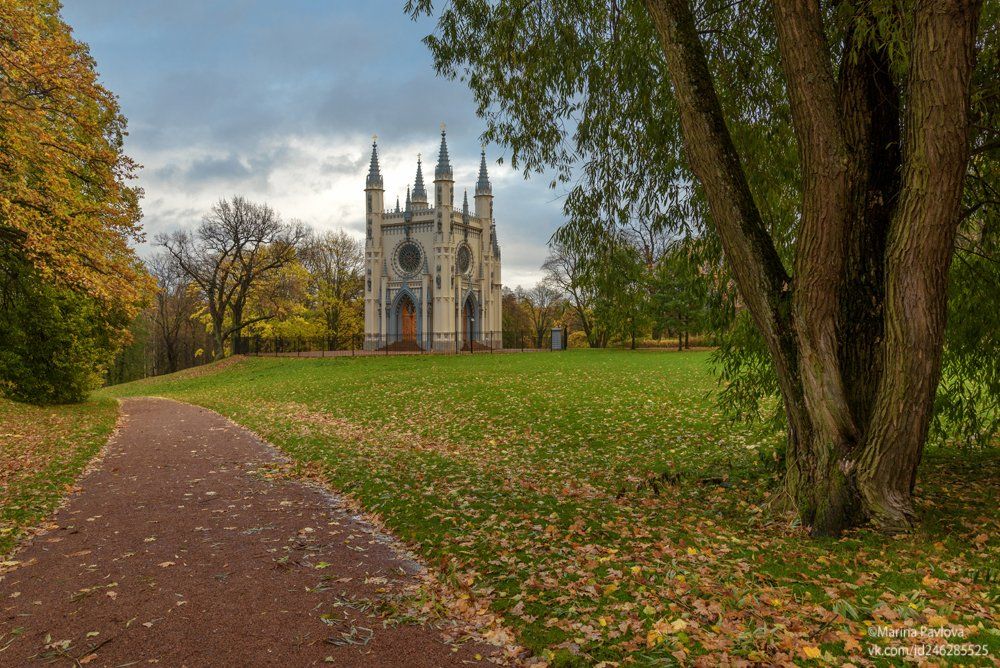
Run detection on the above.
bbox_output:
[372,133,378,143]
[441,122,446,132]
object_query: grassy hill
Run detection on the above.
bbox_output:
[97,351,999,664]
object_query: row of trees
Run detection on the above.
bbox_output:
[111,197,365,382]
[506,230,718,351]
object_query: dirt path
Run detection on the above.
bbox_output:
[0,398,499,667]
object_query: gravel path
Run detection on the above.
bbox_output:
[0,397,496,666]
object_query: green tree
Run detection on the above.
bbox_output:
[652,239,710,350]
[0,259,129,403]
[408,0,990,534]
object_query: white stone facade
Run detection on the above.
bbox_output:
[363,129,502,351]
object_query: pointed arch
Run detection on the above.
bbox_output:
[389,286,422,346]
[461,290,480,349]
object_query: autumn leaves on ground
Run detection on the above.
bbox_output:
[35,350,987,666]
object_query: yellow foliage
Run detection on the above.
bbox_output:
[0,0,152,315]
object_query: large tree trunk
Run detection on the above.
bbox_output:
[644,0,981,535]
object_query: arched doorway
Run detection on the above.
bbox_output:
[462,293,478,349]
[397,294,416,344]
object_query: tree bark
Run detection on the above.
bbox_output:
[857,0,981,531]
[644,0,982,535]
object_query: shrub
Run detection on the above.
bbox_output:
[568,330,590,348]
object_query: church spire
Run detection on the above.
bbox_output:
[395,195,400,213]
[462,189,469,223]
[475,147,491,196]
[366,136,383,189]
[404,185,412,221]
[435,124,453,180]
[412,155,427,204]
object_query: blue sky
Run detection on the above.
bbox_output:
[61,1,563,287]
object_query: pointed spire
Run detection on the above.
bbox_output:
[366,135,383,189]
[435,123,453,180]
[395,195,400,213]
[404,186,412,221]
[412,154,427,203]
[462,190,470,223]
[475,147,492,196]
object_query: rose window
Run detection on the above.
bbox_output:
[398,242,422,274]
[457,245,473,274]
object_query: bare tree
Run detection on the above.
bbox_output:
[157,196,306,358]
[148,252,199,373]
[543,241,599,347]
[519,281,564,348]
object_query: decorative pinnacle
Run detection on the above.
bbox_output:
[475,147,492,196]
[404,185,412,221]
[395,195,400,213]
[366,136,383,189]
[462,189,469,213]
[412,155,427,202]
[435,124,453,180]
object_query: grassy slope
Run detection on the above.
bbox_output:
[0,396,118,556]
[106,352,999,665]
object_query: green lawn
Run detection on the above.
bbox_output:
[105,351,999,665]
[0,396,119,556]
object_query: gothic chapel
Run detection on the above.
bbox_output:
[363,128,503,351]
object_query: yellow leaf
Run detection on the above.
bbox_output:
[927,614,948,627]
[802,646,822,659]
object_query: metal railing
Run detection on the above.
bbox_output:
[239,329,562,357]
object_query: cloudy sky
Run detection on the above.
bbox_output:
[62,1,563,288]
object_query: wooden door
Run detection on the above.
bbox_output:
[401,298,416,342]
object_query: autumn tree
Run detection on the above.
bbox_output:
[519,281,564,348]
[157,197,306,359]
[299,230,364,348]
[501,286,533,347]
[0,0,151,402]
[408,0,989,534]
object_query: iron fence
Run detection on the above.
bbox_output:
[238,329,561,357]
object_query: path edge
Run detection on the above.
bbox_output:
[1,398,127,569]
[124,395,532,666]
